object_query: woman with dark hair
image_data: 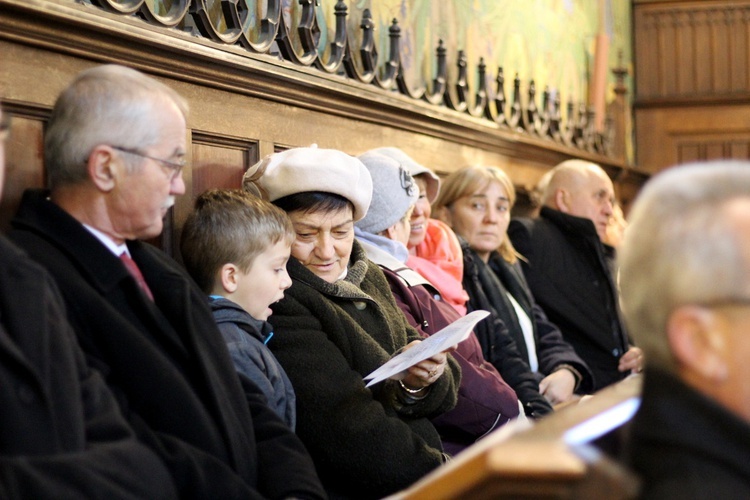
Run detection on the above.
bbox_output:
[243,146,459,500]
[434,166,593,405]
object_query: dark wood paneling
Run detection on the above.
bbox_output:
[635,1,750,101]
[0,105,47,232]
[634,1,750,173]
[190,133,258,195]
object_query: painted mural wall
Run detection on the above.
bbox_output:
[348,0,629,108]
[319,0,632,158]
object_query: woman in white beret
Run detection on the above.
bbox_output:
[243,147,459,500]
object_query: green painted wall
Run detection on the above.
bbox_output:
[326,0,632,120]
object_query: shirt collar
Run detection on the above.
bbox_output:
[82,224,129,257]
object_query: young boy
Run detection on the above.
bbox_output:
[181,188,297,429]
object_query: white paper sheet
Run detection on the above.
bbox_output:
[363,310,490,388]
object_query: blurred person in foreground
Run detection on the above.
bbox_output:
[620,161,750,498]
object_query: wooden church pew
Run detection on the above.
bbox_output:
[391,375,642,499]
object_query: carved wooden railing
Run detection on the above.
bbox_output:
[82,0,615,157]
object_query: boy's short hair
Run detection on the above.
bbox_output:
[181,188,295,293]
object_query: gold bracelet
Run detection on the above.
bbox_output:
[398,379,426,394]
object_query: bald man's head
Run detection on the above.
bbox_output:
[542,160,614,241]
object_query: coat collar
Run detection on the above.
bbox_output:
[635,367,750,474]
[210,297,272,344]
[488,253,533,315]
[12,189,132,296]
[287,239,373,301]
[540,206,599,240]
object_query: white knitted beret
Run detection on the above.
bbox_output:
[243,145,373,221]
[356,151,419,235]
[366,147,440,203]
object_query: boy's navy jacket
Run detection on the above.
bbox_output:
[210,296,297,429]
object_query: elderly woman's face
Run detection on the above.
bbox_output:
[444,180,510,263]
[288,205,355,283]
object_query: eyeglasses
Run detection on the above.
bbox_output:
[0,112,11,143]
[111,145,185,181]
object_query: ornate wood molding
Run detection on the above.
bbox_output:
[635,0,750,103]
[0,0,636,173]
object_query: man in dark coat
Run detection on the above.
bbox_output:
[0,236,178,499]
[9,65,325,499]
[0,105,176,499]
[508,159,642,391]
[619,161,750,498]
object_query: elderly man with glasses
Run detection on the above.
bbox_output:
[0,105,178,498]
[620,161,750,498]
[8,65,325,499]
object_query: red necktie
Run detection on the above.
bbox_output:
[120,253,154,301]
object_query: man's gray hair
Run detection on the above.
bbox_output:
[44,64,188,188]
[618,161,750,370]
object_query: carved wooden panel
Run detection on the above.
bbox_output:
[3,0,620,158]
[678,138,750,163]
[0,2,648,257]
[189,133,258,195]
[634,0,750,172]
[0,104,47,232]
[635,103,750,173]
[165,132,260,257]
[635,0,750,101]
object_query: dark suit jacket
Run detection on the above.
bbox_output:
[10,189,325,500]
[488,254,593,393]
[508,207,629,391]
[629,368,750,499]
[0,235,176,499]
